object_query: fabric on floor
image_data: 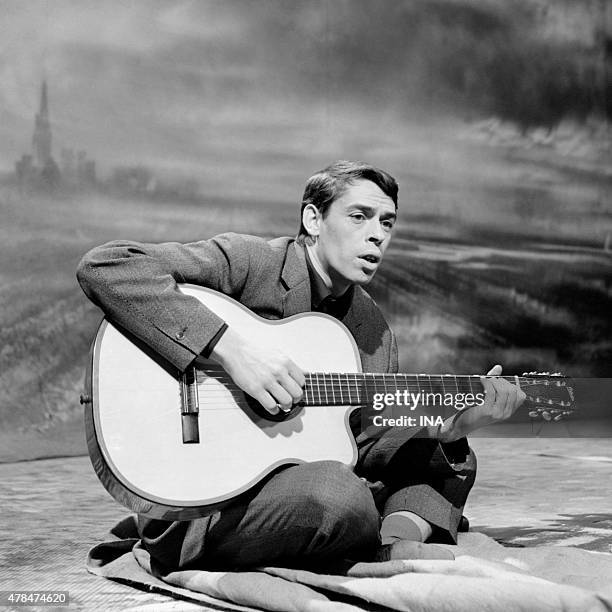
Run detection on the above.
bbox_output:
[87,516,612,612]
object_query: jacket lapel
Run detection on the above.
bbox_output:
[281,241,312,317]
[279,239,365,333]
[341,289,364,334]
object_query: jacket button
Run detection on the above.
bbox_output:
[175,330,185,339]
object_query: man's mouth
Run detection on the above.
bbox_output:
[359,253,380,265]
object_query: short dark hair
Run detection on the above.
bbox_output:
[296,160,399,243]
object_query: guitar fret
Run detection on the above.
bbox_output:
[337,373,344,404]
[322,373,328,405]
[345,373,351,405]
[323,373,328,405]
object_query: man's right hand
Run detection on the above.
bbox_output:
[209,327,305,415]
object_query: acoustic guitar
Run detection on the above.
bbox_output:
[82,285,575,520]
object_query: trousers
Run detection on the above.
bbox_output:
[138,433,477,572]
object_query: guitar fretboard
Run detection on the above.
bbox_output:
[300,373,506,406]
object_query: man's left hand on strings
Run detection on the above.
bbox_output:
[438,364,527,442]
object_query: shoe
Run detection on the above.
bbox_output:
[374,540,455,562]
[458,515,470,533]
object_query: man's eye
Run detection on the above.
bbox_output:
[351,214,365,222]
[382,221,394,231]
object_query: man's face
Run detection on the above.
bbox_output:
[311,179,396,293]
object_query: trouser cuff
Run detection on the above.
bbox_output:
[382,484,463,544]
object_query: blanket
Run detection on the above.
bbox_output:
[87,516,612,612]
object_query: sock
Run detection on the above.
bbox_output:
[380,511,433,545]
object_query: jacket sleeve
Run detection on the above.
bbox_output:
[76,232,252,371]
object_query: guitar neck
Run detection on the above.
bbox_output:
[300,373,512,407]
[193,366,572,414]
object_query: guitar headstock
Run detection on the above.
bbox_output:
[520,372,575,421]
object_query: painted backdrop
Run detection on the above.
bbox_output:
[1,0,610,461]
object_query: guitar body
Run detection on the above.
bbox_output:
[86,284,362,520]
[85,285,575,520]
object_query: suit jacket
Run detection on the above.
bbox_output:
[77,232,398,375]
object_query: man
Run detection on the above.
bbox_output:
[77,160,525,572]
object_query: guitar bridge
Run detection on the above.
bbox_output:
[180,366,200,443]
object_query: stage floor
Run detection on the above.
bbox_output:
[1,438,611,611]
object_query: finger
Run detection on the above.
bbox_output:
[487,364,503,376]
[267,382,293,411]
[286,360,306,389]
[505,383,519,418]
[479,376,496,407]
[278,373,304,404]
[255,390,280,415]
[491,379,511,419]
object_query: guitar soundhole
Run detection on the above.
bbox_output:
[244,395,304,422]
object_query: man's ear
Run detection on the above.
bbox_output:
[302,204,321,239]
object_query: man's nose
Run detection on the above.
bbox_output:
[367,220,386,244]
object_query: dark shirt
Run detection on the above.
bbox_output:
[304,246,353,320]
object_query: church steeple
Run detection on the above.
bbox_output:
[32,79,52,167]
[40,80,48,117]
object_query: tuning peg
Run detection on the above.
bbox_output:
[554,414,564,421]
[528,411,539,419]
[542,411,552,421]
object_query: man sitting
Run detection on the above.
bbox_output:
[77,160,525,570]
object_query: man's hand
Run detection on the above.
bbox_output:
[209,327,305,415]
[438,364,527,442]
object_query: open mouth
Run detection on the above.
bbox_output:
[359,254,380,264]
